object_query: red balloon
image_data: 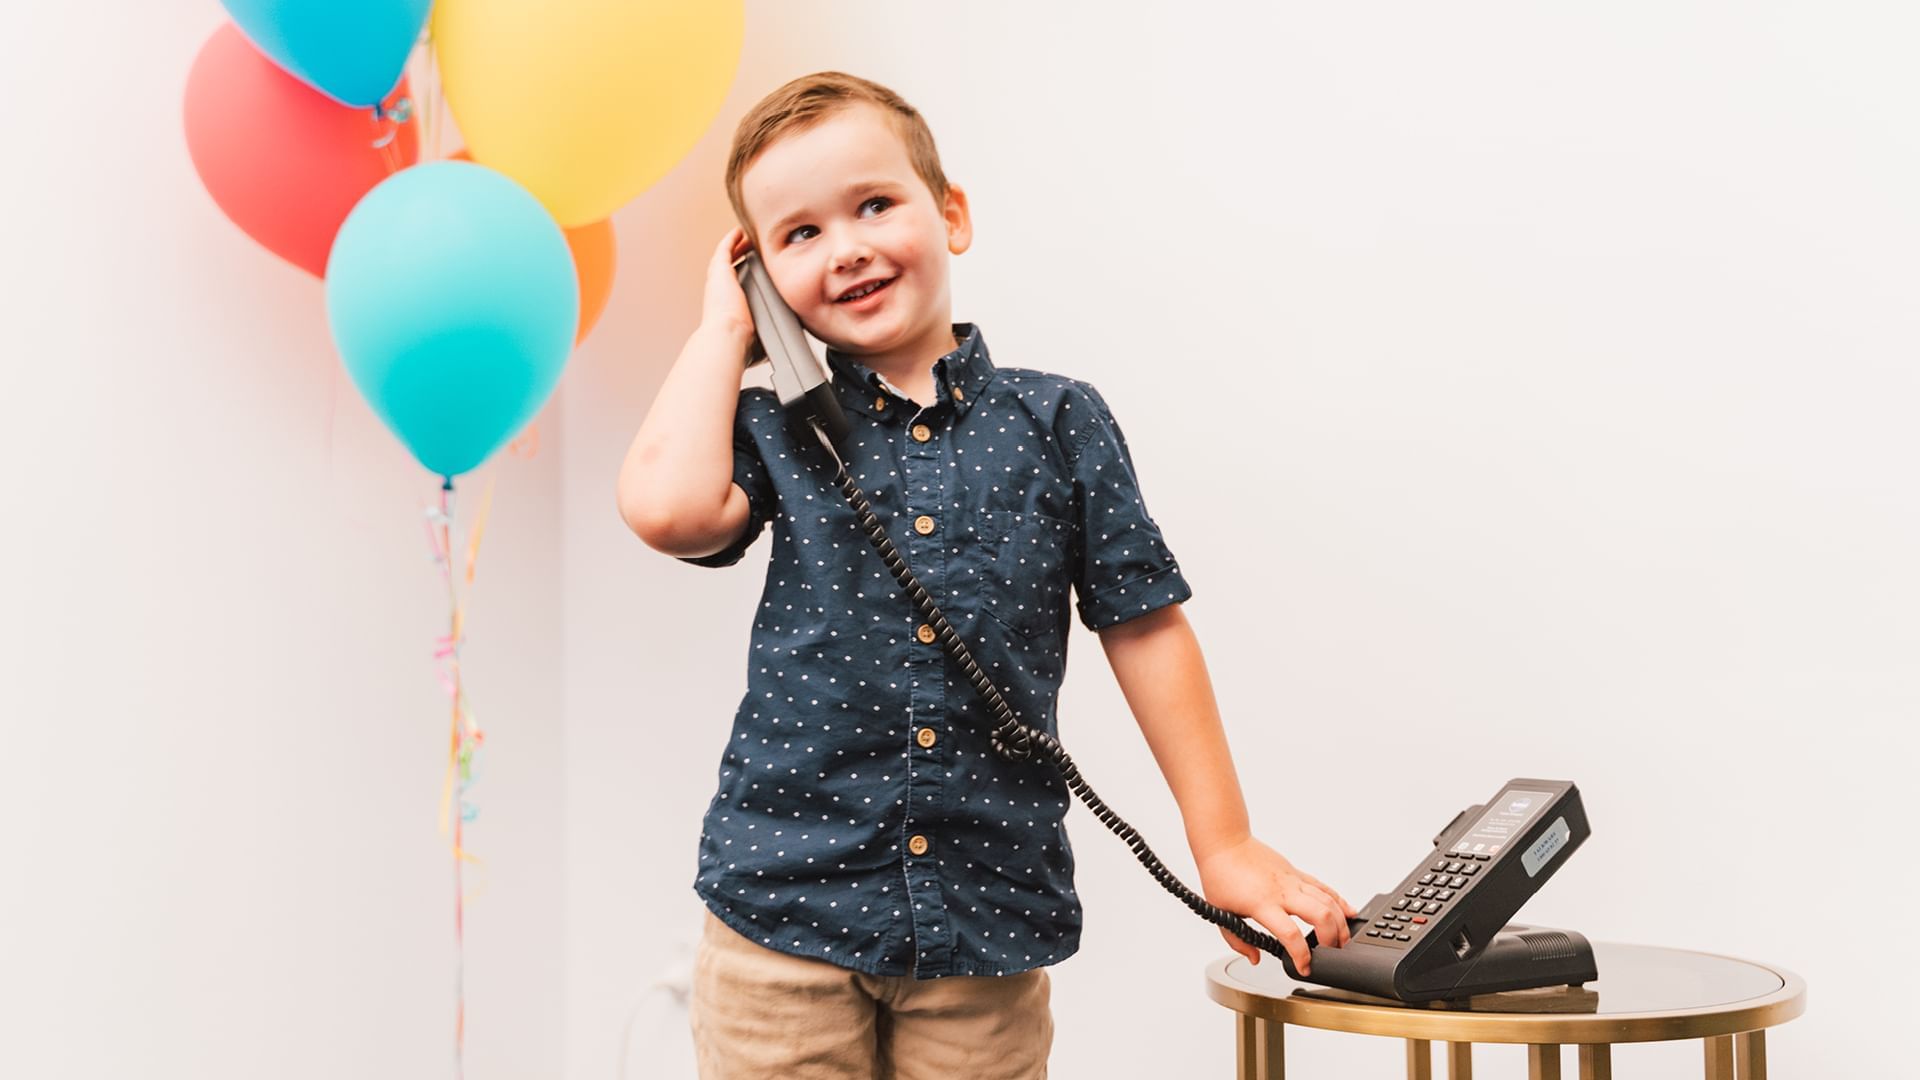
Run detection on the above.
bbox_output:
[183,22,418,277]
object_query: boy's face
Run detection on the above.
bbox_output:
[739,102,971,362]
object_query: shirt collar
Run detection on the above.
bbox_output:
[826,323,994,422]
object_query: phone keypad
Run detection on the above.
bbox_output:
[1368,853,1490,949]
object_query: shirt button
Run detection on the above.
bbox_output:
[875,395,888,412]
[914,515,935,535]
[916,727,938,748]
[916,624,936,644]
[911,424,932,442]
[908,834,930,856]
[951,386,965,402]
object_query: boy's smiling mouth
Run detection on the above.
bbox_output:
[836,275,897,304]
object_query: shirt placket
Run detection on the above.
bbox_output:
[898,392,955,976]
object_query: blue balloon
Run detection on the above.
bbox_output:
[220,0,431,108]
[327,162,579,481]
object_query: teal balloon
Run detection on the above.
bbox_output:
[220,0,431,108]
[327,161,579,481]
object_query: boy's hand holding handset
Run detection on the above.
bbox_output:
[1198,834,1357,976]
[702,226,759,365]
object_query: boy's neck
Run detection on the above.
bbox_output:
[842,318,959,407]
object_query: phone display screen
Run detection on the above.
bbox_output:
[1453,789,1553,857]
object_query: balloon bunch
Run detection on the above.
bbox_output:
[181,5,742,1073]
[184,0,744,484]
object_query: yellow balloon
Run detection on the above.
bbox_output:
[433,0,744,227]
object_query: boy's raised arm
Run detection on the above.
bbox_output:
[617,228,757,557]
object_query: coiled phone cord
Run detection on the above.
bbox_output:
[810,428,1295,962]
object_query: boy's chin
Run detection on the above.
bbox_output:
[816,309,933,356]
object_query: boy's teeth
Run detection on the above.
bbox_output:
[841,279,888,301]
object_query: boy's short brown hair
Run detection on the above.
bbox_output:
[725,71,950,247]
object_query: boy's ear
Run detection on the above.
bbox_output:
[943,183,973,255]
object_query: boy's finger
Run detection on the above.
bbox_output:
[1301,872,1359,918]
[1220,926,1256,963]
[1256,906,1311,974]
[1301,896,1345,950]
[1305,883,1351,941]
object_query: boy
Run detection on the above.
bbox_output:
[617,72,1354,1079]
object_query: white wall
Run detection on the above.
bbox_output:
[568,3,1917,1078]
[3,4,563,1078]
[5,2,1914,1078]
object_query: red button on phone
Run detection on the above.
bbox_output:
[1412,916,1428,924]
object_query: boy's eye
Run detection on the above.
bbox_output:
[782,196,893,245]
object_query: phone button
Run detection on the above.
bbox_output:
[911,424,932,442]
[917,624,937,644]
[915,515,936,535]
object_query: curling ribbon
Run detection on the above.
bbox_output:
[422,473,496,1080]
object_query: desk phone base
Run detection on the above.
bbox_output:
[1282,779,1597,1003]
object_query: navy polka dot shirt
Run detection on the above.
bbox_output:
[678,323,1192,977]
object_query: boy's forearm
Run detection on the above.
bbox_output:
[616,322,754,546]
[1097,605,1253,862]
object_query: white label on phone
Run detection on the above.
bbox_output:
[1522,816,1571,878]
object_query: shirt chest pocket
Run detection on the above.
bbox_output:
[972,509,1075,639]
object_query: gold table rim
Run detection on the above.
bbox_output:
[1204,942,1806,1045]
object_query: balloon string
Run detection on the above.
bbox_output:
[424,476,495,1080]
[426,24,446,163]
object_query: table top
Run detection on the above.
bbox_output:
[1205,942,1806,1044]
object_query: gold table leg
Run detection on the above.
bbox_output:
[1406,1038,1432,1080]
[1578,1044,1612,1080]
[1528,1044,1563,1080]
[1446,1042,1473,1079]
[1236,1014,1256,1080]
[1235,1014,1283,1080]
[1736,1031,1767,1080]
[1704,1035,1735,1080]
[1262,1018,1284,1080]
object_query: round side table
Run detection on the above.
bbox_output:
[1205,942,1804,1079]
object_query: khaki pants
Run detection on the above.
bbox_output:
[689,911,1053,1079]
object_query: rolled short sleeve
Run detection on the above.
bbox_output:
[1067,384,1192,629]
[678,389,779,569]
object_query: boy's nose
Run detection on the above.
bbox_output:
[832,240,874,274]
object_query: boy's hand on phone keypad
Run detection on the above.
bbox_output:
[1196,834,1357,975]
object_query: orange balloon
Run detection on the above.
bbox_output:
[566,218,616,345]
[450,148,616,344]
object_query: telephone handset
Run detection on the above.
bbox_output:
[733,249,849,449]
[729,253,1601,1001]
